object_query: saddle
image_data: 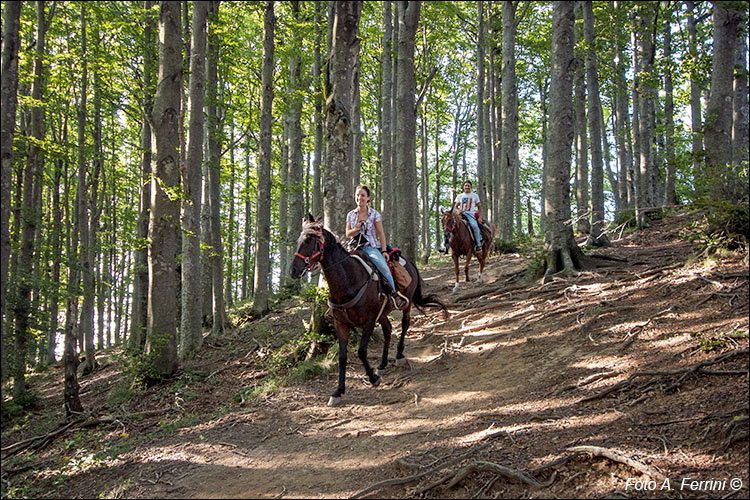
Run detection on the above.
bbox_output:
[459,214,493,248]
[347,237,410,294]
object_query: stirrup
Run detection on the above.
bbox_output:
[391,291,409,311]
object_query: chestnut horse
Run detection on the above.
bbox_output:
[440,209,495,292]
[290,215,446,407]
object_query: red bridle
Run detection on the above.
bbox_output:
[294,238,324,273]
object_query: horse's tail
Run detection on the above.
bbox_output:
[410,266,449,319]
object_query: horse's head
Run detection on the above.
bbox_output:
[439,209,457,254]
[290,214,325,279]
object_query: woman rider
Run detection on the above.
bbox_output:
[345,184,408,310]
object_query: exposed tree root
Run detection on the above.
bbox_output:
[579,348,749,403]
[348,430,507,499]
[567,445,667,483]
[415,460,554,494]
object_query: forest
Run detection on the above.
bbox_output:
[1,1,748,498]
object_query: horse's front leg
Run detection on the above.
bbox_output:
[464,253,472,282]
[329,322,350,407]
[357,320,380,387]
[452,252,460,292]
[395,307,411,367]
[376,315,392,377]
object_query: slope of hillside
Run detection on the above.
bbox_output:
[2,210,748,499]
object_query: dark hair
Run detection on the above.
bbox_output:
[463,180,473,188]
[355,184,371,197]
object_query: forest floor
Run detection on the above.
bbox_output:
[1,209,749,499]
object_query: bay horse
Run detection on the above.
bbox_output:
[290,215,446,407]
[440,209,495,293]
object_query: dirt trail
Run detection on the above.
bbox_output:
[127,212,748,499]
[4,212,748,499]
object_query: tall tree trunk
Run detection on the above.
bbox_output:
[476,1,487,216]
[583,0,609,247]
[287,0,304,294]
[324,1,361,237]
[388,5,399,243]
[351,40,362,189]
[704,3,742,203]
[1,0,23,381]
[631,29,641,214]
[146,0,182,380]
[14,1,51,400]
[500,0,518,241]
[662,10,676,206]
[45,151,65,365]
[312,0,324,219]
[131,0,156,354]
[279,119,289,286]
[539,77,549,231]
[226,130,235,307]
[381,1,392,220]
[83,21,104,373]
[687,1,705,198]
[206,0,225,333]
[613,2,633,210]
[254,1,274,316]
[420,106,429,262]
[180,0,207,360]
[574,8,589,236]
[544,1,584,281]
[636,5,656,227]
[242,134,252,300]
[732,9,749,170]
[395,0,419,261]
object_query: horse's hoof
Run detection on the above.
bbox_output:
[452,283,459,293]
[396,357,408,367]
[327,396,342,407]
[371,375,381,387]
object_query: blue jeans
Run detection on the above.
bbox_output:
[463,212,482,247]
[362,246,396,290]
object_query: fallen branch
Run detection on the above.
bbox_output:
[567,445,667,483]
[1,419,81,457]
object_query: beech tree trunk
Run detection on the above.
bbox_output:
[253,1,274,316]
[130,0,156,354]
[732,9,749,169]
[583,0,609,246]
[394,0,419,261]
[636,4,656,226]
[1,0,22,381]
[381,1,392,220]
[324,1,361,236]
[574,8,589,236]
[146,0,182,380]
[543,1,584,282]
[180,0,207,359]
[312,0,324,219]
[500,0,518,241]
[704,3,743,203]
[13,0,52,401]
[663,10,677,206]
[287,0,303,294]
